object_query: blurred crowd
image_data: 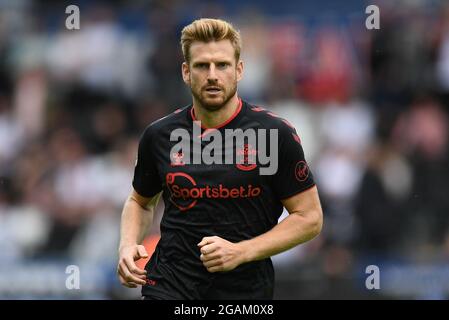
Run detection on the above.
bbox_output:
[1,0,449,299]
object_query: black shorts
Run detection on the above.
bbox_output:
[142,259,274,300]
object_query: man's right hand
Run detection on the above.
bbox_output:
[117,244,148,288]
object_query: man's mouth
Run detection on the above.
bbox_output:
[205,87,221,93]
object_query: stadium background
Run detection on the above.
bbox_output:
[1,0,449,299]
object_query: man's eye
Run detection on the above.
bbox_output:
[217,63,228,68]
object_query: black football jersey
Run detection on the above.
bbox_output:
[133,98,315,299]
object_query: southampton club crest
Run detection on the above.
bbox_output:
[236,143,257,171]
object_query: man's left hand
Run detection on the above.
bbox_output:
[197,236,246,273]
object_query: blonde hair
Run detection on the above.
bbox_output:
[180,18,242,64]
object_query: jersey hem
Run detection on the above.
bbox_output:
[141,291,184,300]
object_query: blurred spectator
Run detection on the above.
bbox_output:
[0,93,24,170]
[238,14,272,102]
[436,3,449,98]
[355,142,412,255]
[299,27,359,104]
[393,98,449,248]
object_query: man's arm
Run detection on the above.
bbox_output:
[198,186,323,272]
[117,189,162,287]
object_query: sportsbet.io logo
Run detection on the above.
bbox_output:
[166,172,261,211]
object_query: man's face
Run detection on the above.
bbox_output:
[182,40,243,111]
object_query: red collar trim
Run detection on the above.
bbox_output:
[191,97,242,130]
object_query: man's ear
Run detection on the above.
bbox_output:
[182,62,190,85]
[236,60,244,82]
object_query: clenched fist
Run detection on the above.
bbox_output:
[198,236,247,273]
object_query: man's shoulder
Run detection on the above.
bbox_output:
[142,105,191,137]
[243,100,297,133]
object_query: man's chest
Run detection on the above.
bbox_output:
[152,126,272,204]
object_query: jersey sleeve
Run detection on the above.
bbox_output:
[132,126,163,198]
[272,123,315,200]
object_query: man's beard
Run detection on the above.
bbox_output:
[191,82,237,112]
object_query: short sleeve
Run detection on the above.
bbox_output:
[132,126,162,197]
[272,124,315,200]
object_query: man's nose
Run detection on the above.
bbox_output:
[207,64,218,81]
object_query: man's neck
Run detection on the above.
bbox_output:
[192,95,240,128]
